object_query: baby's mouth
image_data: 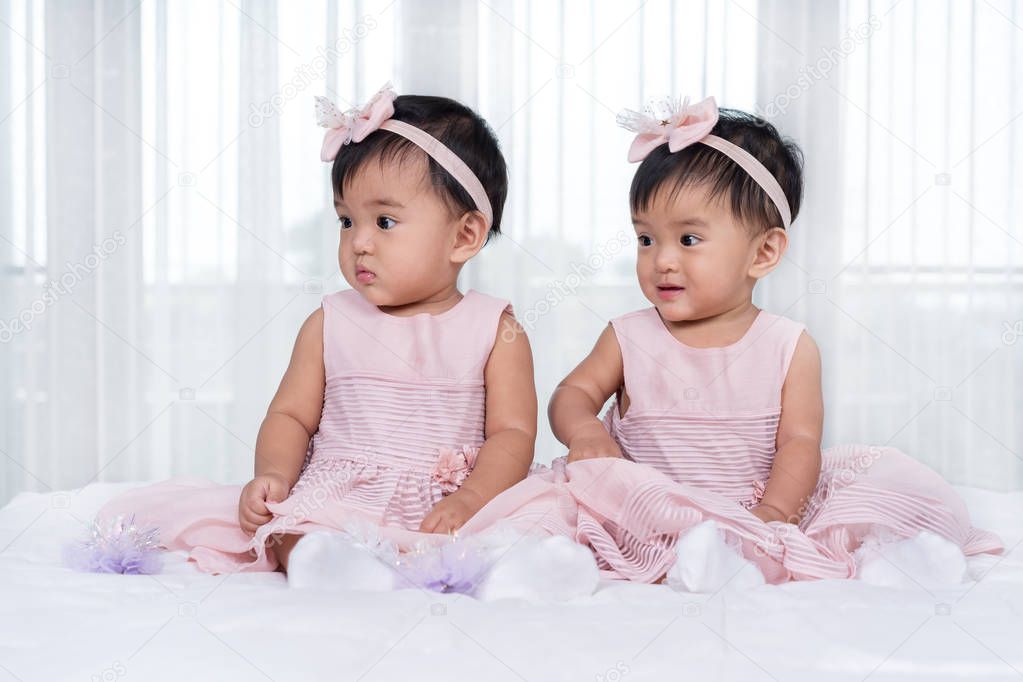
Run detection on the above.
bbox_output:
[656,284,685,300]
[356,266,376,284]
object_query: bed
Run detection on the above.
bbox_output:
[1,481,1021,681]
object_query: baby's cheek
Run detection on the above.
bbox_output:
[337,244,354,272]
[402,252,447,290]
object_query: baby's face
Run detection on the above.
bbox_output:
[335,157,461,309]
[631,185,762,322]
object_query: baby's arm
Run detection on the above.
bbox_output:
[419,311,537,533]
[550,324,624,462]
[752,331,823,525]
[238,308,325,534]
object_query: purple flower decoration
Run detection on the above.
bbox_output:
[63,514,163,575]
[395,535,490,595]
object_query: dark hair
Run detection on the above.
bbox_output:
[331,94,508,239]
[629,109,804,233]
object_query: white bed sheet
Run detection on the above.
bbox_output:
[1,481,1021,682]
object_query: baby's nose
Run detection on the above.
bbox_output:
[655,252,679,271]
[351,226,374,254]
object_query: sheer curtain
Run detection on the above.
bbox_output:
[1,0,1020,507]
[755,0,1023,491]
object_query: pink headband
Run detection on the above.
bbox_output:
[616,96,792,229]
[315,83,494,228]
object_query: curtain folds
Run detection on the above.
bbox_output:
[1,0,1020,507]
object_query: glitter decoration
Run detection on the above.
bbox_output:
[63,514,163,575]
[394,533,490,595]
[615,96,690,134]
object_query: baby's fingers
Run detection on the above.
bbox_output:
[419,511,440,533]
[240,503,272,533]
[429,517,456,535]
[421,508,461,534]
[239,512,268,535]
[443,516,467,533]
[240,485,267,509]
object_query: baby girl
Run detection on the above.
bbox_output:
[96,85,544,582]
[463,96,1003,591]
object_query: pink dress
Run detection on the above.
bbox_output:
[461,307,1004,583]
[96,288,513,574]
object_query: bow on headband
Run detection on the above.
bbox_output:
[616,95,793,229]
[313,83,496,229]
[616,96,719,163]
[315,83,397,162]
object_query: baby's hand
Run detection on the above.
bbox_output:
[566,425,623,463]
[419,488,486,534]
[238,473,291,535]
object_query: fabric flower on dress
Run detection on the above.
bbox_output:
[741,478,768,511]
[432,444,481,494]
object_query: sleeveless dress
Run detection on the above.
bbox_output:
[461,307,1004,584]
[95,288,513,574]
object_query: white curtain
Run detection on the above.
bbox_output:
[755,0,1023,491]
[2,0,1021,507]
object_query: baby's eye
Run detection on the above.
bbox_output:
[637,235,652,247]
[680,234,701,247]
[338,216,352,230]
[376,216,396,230]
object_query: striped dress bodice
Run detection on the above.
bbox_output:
[290,288,512,529]
[602,307,804,507]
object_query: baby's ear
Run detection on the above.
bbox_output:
[450,211,489,264]
[748,226,788,279]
